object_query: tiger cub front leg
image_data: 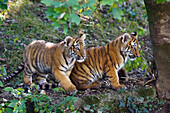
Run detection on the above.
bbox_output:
[53,71,77,94]
[107,69,125,90]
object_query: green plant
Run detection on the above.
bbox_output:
[0,86,78,113]
[41,0,127,34]
[0,0,8,21]
[156,0,170,4]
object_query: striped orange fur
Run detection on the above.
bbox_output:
[1,34,86,94]
[70,32,139,90]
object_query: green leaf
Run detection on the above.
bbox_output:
[112,8,123,20]
[52,1,61,8]
[5,108,13,113]
[156,0,165,3]
[52,21,60,30]
[66,0,78,6]
[1,66,7,75]
[0,3,7,9]
[83,10,92,16]
[45,7,55,17]
[166,0,170,2]
[0,81,3,87]
[4,0,8,3]
[13,106,19,113]
[3,87,13,91]
[63,25,68,34]
[8,101,18,108]
[41,0,54,6]
[101,0,115,5]
[70,13,81,25]
[17,88,24,92]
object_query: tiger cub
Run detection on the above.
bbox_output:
[70,32,139,90]
[2,34,86,94]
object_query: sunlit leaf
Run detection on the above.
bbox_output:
[70,13,81,25]
[112,8,123,20]
[13,105,19,113]
[3,87,13,91]
[8,101,18,108]
[1,66,7,75]
[156,0,165,3]
[17,88,24,92]
[166,0,170,2]
[0,81,3,87]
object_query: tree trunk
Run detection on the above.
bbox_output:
[144,0,170,100]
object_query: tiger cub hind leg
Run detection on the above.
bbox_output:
[85,81,102,89]
[107,69,125,90]
[36,73,58,90]
[77,81,102,90]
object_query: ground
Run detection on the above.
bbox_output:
[0,0,169,112]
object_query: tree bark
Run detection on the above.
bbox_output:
[144,0,170,100]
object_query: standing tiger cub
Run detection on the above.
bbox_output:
[70,32,139,90]
[1,34,86,94]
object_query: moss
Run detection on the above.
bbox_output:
[137,88,154,97]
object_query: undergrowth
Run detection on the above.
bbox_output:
[0,0,163,112]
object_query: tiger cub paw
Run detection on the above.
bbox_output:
[114,84,125,91]
[65,85,77,95]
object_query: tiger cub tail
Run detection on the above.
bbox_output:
[1,62,24,82]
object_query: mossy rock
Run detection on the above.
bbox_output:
[137,87,155,97]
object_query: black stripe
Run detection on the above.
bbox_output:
[115,40,118,46]
[57,58,67,70]
[93,48,96,68]
[120,50,125,63]
[33,45,42,70]
[63,53,68,65]
[72,72,91,82]
[107,44,114,68]
[37,74,46,78]
[87,50,94,66]
[98,47,103,70]
[25,63,33,73]
[94,48,100,77]
[104,68,110,75]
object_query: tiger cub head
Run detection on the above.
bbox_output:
[64,34,86,62]
[121,32,139,61]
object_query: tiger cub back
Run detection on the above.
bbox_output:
[70,32,139,90]
[1,34,86,94]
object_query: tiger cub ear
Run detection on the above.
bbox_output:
[131,32,138,39]
[122,33,130,43]
[64,36,73,47]
[80,34,86,40]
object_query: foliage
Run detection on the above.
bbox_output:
[125,50,148,72]
[0,0,8,21]
[41,0,126,34]
[118,95,164,112]
[156,0,170,4]
[0,87,78,113]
